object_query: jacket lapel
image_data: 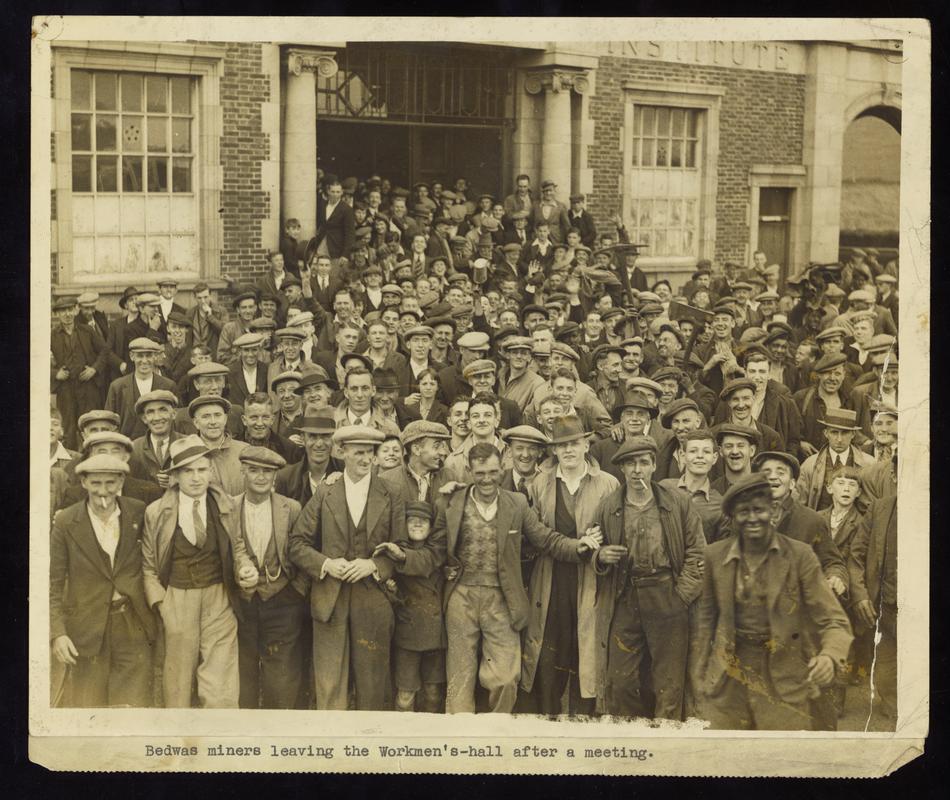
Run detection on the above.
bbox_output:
[326,479,349,535]
[66,505,114,580]
[273,495,290,567]
[495,491,515,552]
[365,478,385,538]
[765,543,792,610]
[446,489,465,556]
[112,498,143,572]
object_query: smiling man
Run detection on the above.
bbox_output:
[379,420,452,505]
[795,409,875,510]
[443,392,510,484]
[106,337,178,440]
[693,473,853,730]
[189,395,250,495]
[129,389,181,487]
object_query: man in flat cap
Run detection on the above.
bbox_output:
[519,416,619,715]
[659,428,724,543]
[796,409,875,511]
[173,361,245,438]
[52,296,111,449]
[497,336,547,414]
[378,420,453,505]
[461,359,523,430]
[794,353,857,457]
[187,283,226,359]
[231,447,308,709]
[443,392,513,484]
[216,290,258,365]
[129,389,182,488]
[240,392,300,464]
[50,454,157,707]
[710,423,760,499]
[695,303,741,396]
[567,194,598,248]
[654,397,706,482]
[266,327,319,391]
[189,395,250,495]
[588,345,627,420]
[590,392,659,484]
[105,338,178,441]
[314,177,356,265]
[716,377,786,454]
[161,311,194,387]
[142,435,259,707]
[592,435,706,720]
[57,431,164,511]
[393,324,435,397]
[155,278,186,335]
[289,426,418,710]
[693,473,853,730]
[125,292,166,347]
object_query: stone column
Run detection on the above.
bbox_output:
[524,69,589,198]
[282,48,338,241]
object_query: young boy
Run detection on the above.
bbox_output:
[374,501,446,712]
[280,218,303,279]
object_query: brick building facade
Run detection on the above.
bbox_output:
[47,38,902,309]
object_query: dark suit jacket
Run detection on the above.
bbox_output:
[694,533,853,704]
[566,209,598,248]
[315,198,356,260]
[311,276,346,313]
[274,458,341,507]
[847,495,896,614]
[51,323,109,382]
[713,383,802,454]
[227,361,270,407]
[433,487,581,631]
[162,343,193,386]
[378,463,449,505]
[49,497,157,656]
[129,430,184,484]
[288,476,411,622]
[105,373,179,439]
[185,304,225,356]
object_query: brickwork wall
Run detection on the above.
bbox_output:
[587,57,806,266]
[219,42,273,286]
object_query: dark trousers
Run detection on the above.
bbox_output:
[605,575,688,720]
[237,585,308,709]
[56,379,102,450]
[312,580,394,710]
[702,638,813,730]
[64,603,153,708]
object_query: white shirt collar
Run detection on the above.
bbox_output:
[50,441,72,467]
[556,461,589,495]
[342,470,372,527]
[86,503,121,567]
[177,492,208,547]
[469,486,498,521]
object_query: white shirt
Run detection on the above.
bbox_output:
[325,200,339,221]
[159,297,174,319]
[556,462,590,495]
[87,503,121,567]
[134,373,154,398]
[343,470,372,528]
[150,433,169,465]
[50,441,72,468]
[273,272,285,291]
[409,358,430,379]
[366,287,382,307]
[469,487,498,521]
[317,275,331,291]
[407,465,430,502]
[243,496,273,564]
[242,365,259,393]
[751,389,766,420]
[177,492,208,547]
[347,409,370,426]
[828,449,848,467]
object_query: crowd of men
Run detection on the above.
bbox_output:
[48,171,900,731]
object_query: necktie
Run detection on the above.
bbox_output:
[321,277,327,291]
[156,438,166,465]
[193,498,207,548]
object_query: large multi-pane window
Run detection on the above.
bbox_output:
[628,105,703,258]
[68,69,199,279]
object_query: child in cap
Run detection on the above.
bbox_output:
[373,500,445,713]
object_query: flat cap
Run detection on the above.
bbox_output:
[404,325,435,341]
[762,264,781,278]
[401,420,452,447]
[135,292,161,306]
[233,332,264,348]
[848,289,876,303]
[77,410,120,430]
[824,283,847,298]
[74,454,130,476]
[755,290,780,302]
[333,425,386,447]
[719,378,756,401]
[457,331,490,351]
[239,446,286,470]
[532,340,552,356]
[156,277,179,287]
[275,327,306,341]
[522,304,548,318]
[294,414,337,435]
[502,242,523,254]
[651,366,683,384]
[82,431,134,452]
[816,325,849,342]
[875,273,898,284]
[866,334,896,353]
[591,344,625,364]
[270,370,303,391]
[462,359,497,379]
[340,352,374,371]
[128,337,163,353]
[870,400,899,418]
[660,398,702,428]
[76,291,100,305]
[502,425,550,446]
[232,290,258,308]
[739,327,768,345]
[551,342,580,361]
[752,450,801,479]
[382,283,404,296]
[425,315,456,331]
[188,394,231,417]
[612,392,659,422]
[447,273,470,286]
[721,473,773,516]
[134,389,179,415]
[167,311,192,328]
[504,335,534,352]
[626,377,664,398]
[712,301,738,318]
[621,336,645,348]
[813,352,848,372]
[406,501,434,520]
[732,282,754,292]
[249,317,278,331]
[848,310,877,325]
[287,310,314,326]
[52,296,78,311]
[639,302,664,316]
[714,423,760,446]
[611,435,658,465]
[188,361,229,378]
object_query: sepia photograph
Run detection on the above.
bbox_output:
[29,16,930,776]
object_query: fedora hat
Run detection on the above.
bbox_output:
[818,408,862,431]
[548,416,592,445]
[167,435,211,471]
